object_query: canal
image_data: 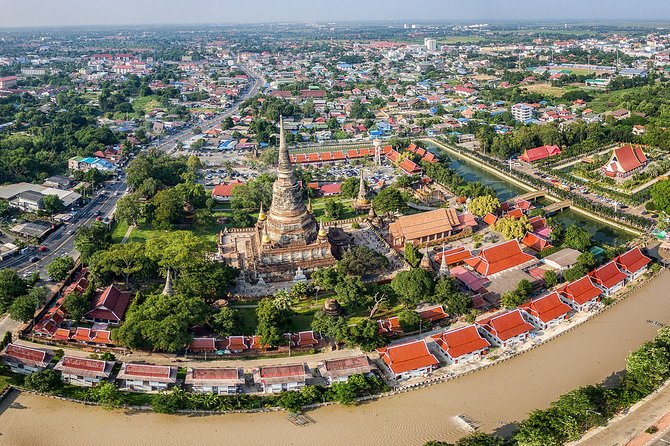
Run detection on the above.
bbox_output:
[433,145,634,247]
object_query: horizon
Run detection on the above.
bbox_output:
[1,0,670,29]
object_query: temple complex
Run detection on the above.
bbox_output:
[352,170,372,212]
[217,118,337,283]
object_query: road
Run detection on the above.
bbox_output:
[0,179,127,279]
[151,61,265,154]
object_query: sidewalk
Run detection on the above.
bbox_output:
[575,380,670,446]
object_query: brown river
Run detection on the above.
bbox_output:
[2,270,670,446]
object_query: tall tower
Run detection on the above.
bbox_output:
[373,138,382,166]
[264,117,318,246]
[353,169,371,212]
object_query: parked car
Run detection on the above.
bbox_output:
[37,246,47,252]
[30,256,40,263]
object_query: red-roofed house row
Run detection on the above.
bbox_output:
[377,339,439,380]
[477,309,535,348]
[431,325,490,364]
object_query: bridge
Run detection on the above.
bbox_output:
[516,191,546,202]
[544,200,573,215]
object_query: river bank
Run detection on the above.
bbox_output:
[3,270,670,446]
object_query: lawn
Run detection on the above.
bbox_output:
[588,86,646,113]
[230,298,324,335]
[440,36,485,44]
[310,197,361,222]
[522,83,569,98]
[110,219,130,244]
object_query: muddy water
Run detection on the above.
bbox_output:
[2,271,670,446]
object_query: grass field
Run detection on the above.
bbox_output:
[110,219,130,244]
[588,86,645,113]
[310,197,360,222]
[440,36,485,44]
[522,83,570,98]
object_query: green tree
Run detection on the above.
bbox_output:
[651,179,670,214]
[330,381,357,405]
[456,432,504,446]
[467,195,500,217]
[348,319,385,351]
[115,193,143,226]
[397,309,422,332]
[626,342,670,394]
[372,187,407,214]
[145,231,214,276]
[256,297,293,347]
[46,256,75,281]
[276,390,304,413]
[340,176,362,198]
[210,307,241,337]
[9,294,38,322]
[0,268,28,311]
[88,381,124,410]
[495,215,533,240]
[151,187,184,229]
[24,369,63,393]
[75,222,112,263]
[42,194,64,215]
[337,246,389,277]
[62,290,90,322]
[404,243,422,268]
[390,268,435,306]
[324,198,344,219]
[544,270,558,288]
[89,243,153,286]
[515,407,564,446]
[434,277,471,315]
[562,225,592,251]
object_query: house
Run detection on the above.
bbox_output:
[589,260,628,296]
[519,292,572,330]
[211,180,244,202]
[464,240,537,277]
[432,246,473,266]
[224,336,250,353]
[317,355,377,384]
[416,304,448,323]
[519,145,561,162]
[252,364,311,393]
[556,276,602,312]
[616,247,651,280]
[610,109,631,120]
[542,248,582,271]
[477,310,534,348]
[377,316,402,336]
[1,344,51,375]
[286,331,319,348]
[376,339,439,380]
[16,190,45,212]
[431,325,490,365]
[602,145,648,178]
[84,285,131,324]
[388,208,476,248]
[187,337,217,353]
[185,367,245,394]
[116,363,177,392]
[521,232,553,253]
[54,356,114,386]
[319,183,341,196]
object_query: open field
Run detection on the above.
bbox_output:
[588,86,646,113]
[440,36,485,44]
[522,82,569,98]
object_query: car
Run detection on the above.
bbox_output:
[30,256,40,263]
[96,216,102,221]
[37,246,47,252]
[67,230,75,235]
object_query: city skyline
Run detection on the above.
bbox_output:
[1,0,670,28]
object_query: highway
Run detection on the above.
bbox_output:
[0,179,127,280]
[151,61,265,154]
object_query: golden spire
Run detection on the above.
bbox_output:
[258,202,266,221]
[261,223,271,244]
[307,197,313,213]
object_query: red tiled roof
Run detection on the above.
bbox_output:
[506,208,525,219]
[258,364,308,378]
[616,247,651,274]
[417,305,448,322]
[3,344,48,367]
[85,285,131,323]
[519,292,571,324]
[609,145,647,173]
[431,325,490,359]
[61,356,106,373]
[376,340,439,375]
[519,145,561,162]
[225,336,249,351]
[590,261,628,289]
[51,328,71,341]
[399,158,422,174]
[71,327,92,342]
[122,363,172,379]
[479,310,534,341]
[557,276,602,305]
[433,246,473,265]
[189,337,216,352]
[320,183,341,195]
[464,240,536,276]
[521,232,553,252]
[89,330,112,344]
[191,367,241,380]
[483,213,498,226]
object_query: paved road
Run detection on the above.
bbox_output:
[0,314,20,339]
[151,61,264,155]
[0,179,127,279]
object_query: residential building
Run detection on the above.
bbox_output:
[556,276,602,312]
[116,363,177,392]
[376,339,439,380]
[388,208,476,248]
[519,145,561,162]
[1,344,51,375]
[416,304,449,324]
[431,325,490,365]
[185,367,245,394]
[317,355,377,384]
[511,103,534,122]
[477,309,534,348]
[54,356,114,386]
[211,180,244,202]
[542,248,582,271]
[590,260,628,295]
[616,247,651,280]
[0,76,17,89]
[519,292,572,330]
[424,38,437,51]
[464,240,537,277]
[252,364,311,393]
[84,285,132,325]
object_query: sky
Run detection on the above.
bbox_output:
[1,0,669,28]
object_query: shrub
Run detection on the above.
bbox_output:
[24,369,63,393]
